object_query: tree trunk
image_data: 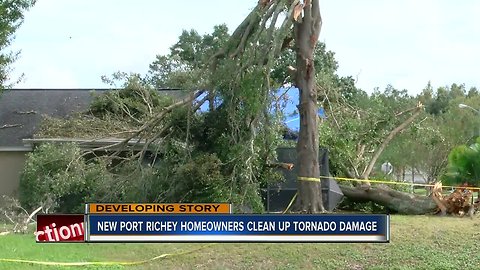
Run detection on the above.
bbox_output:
[293,0,325,213]
[340,185,438,214]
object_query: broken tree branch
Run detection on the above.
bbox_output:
[361,103,424,181]
[0,124,22,129]
[65,90,204,172]
[267,162,295,170]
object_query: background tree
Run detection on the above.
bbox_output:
[381,85,480,185]
[381,117,449,185]
[318,75,422,181]
[0,0,35,90]
[147,24,229,94]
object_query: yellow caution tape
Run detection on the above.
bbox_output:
[282,192,298,214]
[0,243,215,266]
[318,175,480,190]
[297,174,480,191]
[297,176,321,182]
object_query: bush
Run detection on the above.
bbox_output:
[442,138,480,187]
[18,142,268,213]
[19,143,109,213]
[87,160,159,203]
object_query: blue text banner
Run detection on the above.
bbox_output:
[86,214,389,243]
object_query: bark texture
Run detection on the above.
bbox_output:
[293,0,325,213]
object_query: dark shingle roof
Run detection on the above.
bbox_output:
[0,89,95,148]
[0,88,188,149]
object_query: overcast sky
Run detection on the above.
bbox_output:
[7,0,480,95]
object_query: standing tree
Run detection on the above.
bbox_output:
[148,0,328,212]
[291,0,325,212]
[187,0,329,213]
[0,0,35,89]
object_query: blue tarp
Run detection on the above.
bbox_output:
[196,87,326,132]
[273,87,327,131]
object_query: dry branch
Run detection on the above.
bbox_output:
[64,90,205,170]
[1,196,43,233]
[0,124,22,129]
[15,110,37,114]
[430,182,479,216]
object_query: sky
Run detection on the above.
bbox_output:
[7,0,480,95]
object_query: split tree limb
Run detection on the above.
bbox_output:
[361,103,424,181]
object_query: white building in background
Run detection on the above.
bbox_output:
[395,168,428,184]
[380,162,427,184]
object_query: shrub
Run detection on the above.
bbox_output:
[442,138,480,187]
[87,160,159,203]
[18,142,265,213]
[19,143,109,213]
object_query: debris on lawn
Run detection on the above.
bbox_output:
[0,195,42,234]
[431,182,480,216]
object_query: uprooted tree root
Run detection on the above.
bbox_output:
[430,182,480,217]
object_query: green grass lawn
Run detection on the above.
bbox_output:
[1,215,479,270]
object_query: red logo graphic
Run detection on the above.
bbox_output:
[36,214,85,242]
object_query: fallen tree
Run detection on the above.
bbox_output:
[340,183,479,216]
[339,185,438,214]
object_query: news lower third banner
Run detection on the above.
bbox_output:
[36,203,390,243]
[87,214,389,243]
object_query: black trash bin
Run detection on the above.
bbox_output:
[262,147,343,212]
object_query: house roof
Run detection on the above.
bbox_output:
[0,88,187,150]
